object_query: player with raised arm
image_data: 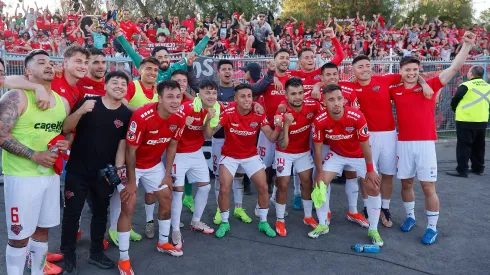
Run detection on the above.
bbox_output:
[273,77,323,236]
[391,31,477,245]
[117,80,185,275]
[311,84,383,246]
[204,84,282,238]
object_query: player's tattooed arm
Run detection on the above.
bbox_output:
[277,128,289,150]
[0,90,34,159]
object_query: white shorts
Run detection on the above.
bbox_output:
[257,131,276,167]
[273,151,314,177]
[323,151,375,178]
[118,162,168,193]
[220,155,265,179]
[370,130,397,175]
[4,175,60,240]
[173,149,210,187]
[320,145,355,172]
[397,141,437,182]
[212,138,245,176]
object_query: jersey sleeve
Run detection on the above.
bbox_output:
[219,110,229,127]
[330,37,345,65]
[260,114,270,127]
[356,112,370,142]
[132,23,141,35]
[381,74,402,85]
[126,113,146,146]
[312,118,325,143]
[428,76,445,100]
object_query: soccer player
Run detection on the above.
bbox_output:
[169,80,219,249]
[123,57,160,112]
[204,84,282,238]
[118,80,185,274]
[0,50,70,275]
[273,77,322,236]
[391,32,476,245]
[311,84,382,245]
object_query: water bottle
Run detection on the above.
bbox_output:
[351,244,380,253]
[37,145,59,174]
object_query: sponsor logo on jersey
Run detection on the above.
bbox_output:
[325,133,353,140]
[114,119,123,128]
[169,125,177,132]
[147,137,171,145]
[187,125,203,131]
[326,129,334,133]
[65,190,74,199]
[230,128,256,136]
[149,130,159,134]
[34,121,63,132]
[10,224,23,235]
[271,90,286,96]
[250,122,258,128]
[231,123,239,127]
[193,117,201,122]
[345,127,354,133]
[129,121,137,132]
[372,85,380,92]
[290,125,310,134]
[140,108,154,118]
[83,86,93,90]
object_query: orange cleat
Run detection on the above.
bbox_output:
[275,220,287,237]
[157,242,183,257]
[303,217,319,229]
[327,212,332,225]
[118,259,135,275]
[43,261,62,275]
[76,228,82,241]
[347,211,369,228]
[46,252,63,262]
[103,238,109,250]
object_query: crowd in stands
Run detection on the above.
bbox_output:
[0,1,489,60]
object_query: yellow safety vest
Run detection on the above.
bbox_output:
[128,80,158,107]
[455,78,490,122]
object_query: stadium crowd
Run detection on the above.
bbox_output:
[0,1,489,59]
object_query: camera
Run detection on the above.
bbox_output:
[99,164,121,186]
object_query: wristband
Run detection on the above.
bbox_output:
[366,163,374,173]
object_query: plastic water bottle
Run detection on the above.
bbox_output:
[351,244,380,253]
[37,145,59,174]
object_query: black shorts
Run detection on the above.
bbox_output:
[252,39,267,55]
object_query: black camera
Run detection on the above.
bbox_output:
[99,164,121,186]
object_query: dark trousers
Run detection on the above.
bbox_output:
[456,123,486,174]
[60,172,115,255]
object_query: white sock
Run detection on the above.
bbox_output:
[426,211,439,231]
[317,185,330,225]
[233,176,244,208]
[29,239,48,275]
[404,201,416,220]
[345,178,359,214]
[214,176,220,205]
[293,174,301,196]
[363,198,368,208]
[367,195,381,231]
[118,231,130,260]
[270,185,277,201]
[276,203,286,220]
[145,203,155,223]
[109,189,121,231]
[303,200,313,218]
[171,191,183,232]
[326,184,331,213]
[382,199,391,209]
[258,208,269,222]
[158,219,171,244]
[192,184,210,222]
[6,244,27,274]
[220,210,230,223]
[78,216,82,233]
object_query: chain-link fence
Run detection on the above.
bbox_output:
[1,50,489,137]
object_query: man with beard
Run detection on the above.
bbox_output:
[0,50,71,275]
[76,48,108,98]
[115,24,217,83]
[60,71,132,273]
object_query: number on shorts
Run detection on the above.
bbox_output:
[258,146,266,157]
[172,163,177,174]
[11,207,19,223]
[324,152,334,161]
[276,157,285,166]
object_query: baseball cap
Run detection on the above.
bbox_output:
[3,30,13,38]
[233,12,240,18]
[240,63,261,82]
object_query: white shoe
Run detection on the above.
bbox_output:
[145,222,155,239]
[171,231,183,250]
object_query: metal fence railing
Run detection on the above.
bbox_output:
[1,50,489,137]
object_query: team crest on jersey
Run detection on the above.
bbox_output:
[169,125,178,132]
[180,105,185,111]
[65,190,74,199]
[10,224,23,235]
[345,127,354,133]
[277,166,284,173]
[314,75,321,80]
[114,120,123,129]
[358,124,369,138]
[372,86,380,92]
[129,121,137,132]
[249,122,259,128]
[306,113,314,119]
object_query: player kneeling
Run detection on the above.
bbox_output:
[311,84,383,246]
[204,84,282,238]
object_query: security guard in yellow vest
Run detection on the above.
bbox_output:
[447,65,489,177]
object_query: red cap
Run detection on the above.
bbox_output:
[233,12,240,18]
[3,30,13,37]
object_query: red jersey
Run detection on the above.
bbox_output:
[341,74,401,132]
[316,81,359,108]
[284,23,294,36]
[263,73,290,123]
[52,73,81,110]
[76,76,105,98]
[120,20,141,40]
[312,106,370,158]
[146,29,157,43]
[124,81,156,103]
[389,76,444,141]
[276,100,322,154]
[126,103,185,169]
[220,106,269,159]
[182,18,196,33]
[51,23,64,35]
[175,35,194,52]
[66,25,77,42]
